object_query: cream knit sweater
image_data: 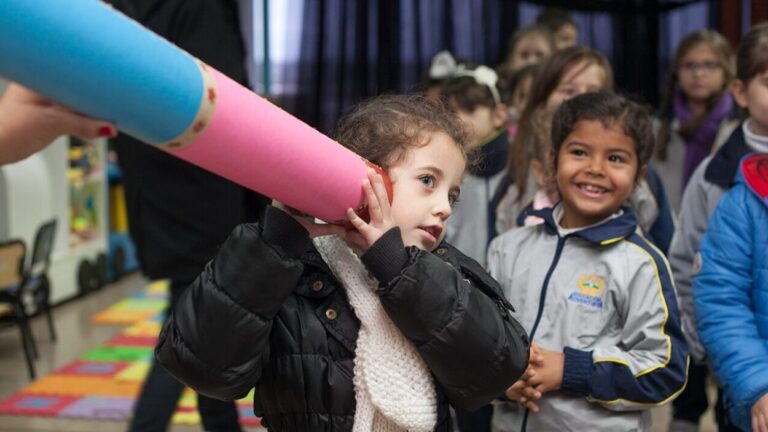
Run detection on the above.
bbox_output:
[313,235,437,432]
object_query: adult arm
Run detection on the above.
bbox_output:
[0,83,114,166]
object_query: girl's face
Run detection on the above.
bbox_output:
[554,24,578,50]
[732,69,768,136]
[511,75,534,119]
[556,120,640,229]
[453,103,507,150]
[546,61,606,112]
[510,34,552,71]
[677,43,726,106]
[386,132,465,250]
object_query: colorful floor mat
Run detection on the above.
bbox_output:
[0,280,261,427]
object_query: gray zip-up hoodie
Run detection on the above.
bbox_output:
[667,121,767,362]
[488,205,688,432]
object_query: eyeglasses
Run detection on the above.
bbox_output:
[678,61,721,74]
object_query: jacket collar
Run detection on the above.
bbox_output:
[470,129,508,178]
[740,153,768,206]
[529,206,638,245]
[301,247,332,273]
[433,241,515,310]
[705,121,750,187]
[292,247,337,299]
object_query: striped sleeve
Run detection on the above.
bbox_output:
[560,235,689,411]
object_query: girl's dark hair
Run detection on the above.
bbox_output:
[657,29,734,160]
[499,64,538,104]
[503,25,555,70]
[508,46,613,201]
[335,94,469,170]
[737,22,768,83]
[440,64,500,112]
[551,92,655,177]
[536,7,578,33]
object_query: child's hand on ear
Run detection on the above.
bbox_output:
[272,200,346,238]
[345,169,396,251]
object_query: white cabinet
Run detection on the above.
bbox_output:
[0,136,108,303]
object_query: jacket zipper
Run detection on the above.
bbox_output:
[521,235,566,432]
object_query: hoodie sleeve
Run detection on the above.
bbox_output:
[361,229,529,410]
[154,206,310,400]
[667,161,719,363]
[560,236,689,411]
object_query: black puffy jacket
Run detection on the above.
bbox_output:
[156,207,529,431]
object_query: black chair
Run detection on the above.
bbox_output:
[23,219,57,343]
[0,239,37,379]
[0,219,58,380]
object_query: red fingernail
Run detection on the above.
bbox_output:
[99,126,116,137]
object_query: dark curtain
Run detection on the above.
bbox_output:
[283,0,720,130]
[286,0,518,134]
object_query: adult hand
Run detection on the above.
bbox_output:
[752,392,768,432]
[345,168,397,251]
[272,200,346,239]
[0,83,116,165]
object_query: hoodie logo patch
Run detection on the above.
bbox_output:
[568,274,605,308]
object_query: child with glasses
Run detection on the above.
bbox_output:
[655,29,738,212]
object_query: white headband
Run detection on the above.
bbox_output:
[428,50,458,80]
[452,64,501,105]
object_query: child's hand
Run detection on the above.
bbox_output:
[505,372,542,413]
[272,200,346,238]
[525,346,564,395]
[752,392,768,432]
[529,342,544,365]
[345,169,396,251]
[504,343,546,412]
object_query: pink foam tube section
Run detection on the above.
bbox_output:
[172,69,368,222]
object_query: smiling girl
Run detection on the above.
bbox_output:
[488,92,688,432]
[493,46,675,254]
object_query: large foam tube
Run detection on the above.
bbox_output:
[0,0,369,221]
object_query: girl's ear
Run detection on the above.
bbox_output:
[730,79,749,109]
[492,103,509,128]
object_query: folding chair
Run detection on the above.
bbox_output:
[0,239,37,379]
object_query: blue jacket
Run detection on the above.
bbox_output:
[694,153,768,432]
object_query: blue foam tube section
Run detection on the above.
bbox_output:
[0,0,203,143]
